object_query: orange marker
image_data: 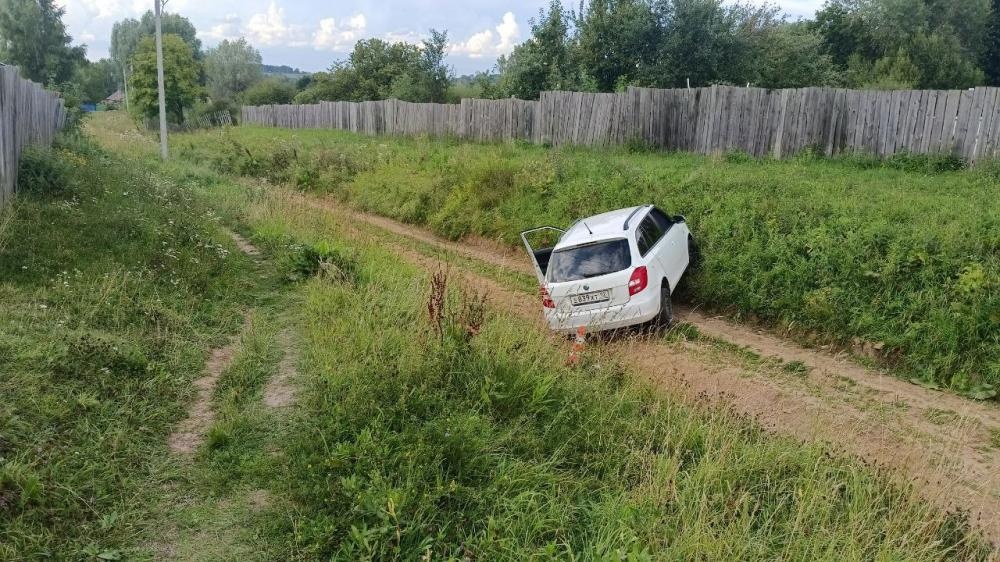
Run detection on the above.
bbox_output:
[567,326,587,365]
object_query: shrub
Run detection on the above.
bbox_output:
[286,242,358,283]
[239,78,296,106]
[16,147,74,196]
[169,125,1000,391]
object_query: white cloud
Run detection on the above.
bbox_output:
[199,14,242,42]
[56,0,132,20]
[59,0,194,20]
[312,13,367,51]
[244,2,308,47]
[494,11,519,52]
[383,30,424,45]
[449,12,519,59]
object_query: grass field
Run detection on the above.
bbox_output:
[167,124,999,397]
[0,134,260,558]
[1,111,971,559]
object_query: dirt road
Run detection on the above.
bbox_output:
[299,194,1000,545]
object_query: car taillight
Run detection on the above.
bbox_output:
[540,286,555,308]
[628,266,648,296]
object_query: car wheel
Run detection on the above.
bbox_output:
[688,236,701,268]
[656,284,673,328]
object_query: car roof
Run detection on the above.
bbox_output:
[554,205,650,250]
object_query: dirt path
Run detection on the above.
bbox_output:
[168,312,251,456]
[299,194,1000,545]
[168,231,262,456]
[263,329,298,409]
[227,229,260,257]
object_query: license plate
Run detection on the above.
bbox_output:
[571,290,611,306]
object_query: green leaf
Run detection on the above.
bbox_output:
[966,385,997,401]
[909,377,941,390]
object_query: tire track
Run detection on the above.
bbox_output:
[297,193,1000,544]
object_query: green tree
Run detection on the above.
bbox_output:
[75,58,118,103]
[813,0,988,88]
[897,31,984,89]
[130,34,201,124]
[751,23,841,88]
[295,32,452,103]
[414,30,452,102]
[811,0,879,68]
[576,0,658,91]
[242,77,297,105]
[346,38,421,100]
[0,0,84,84]
[492,1,582,99]
[111,10,202,78]
[204,38,263,101]
[642,0,781,88]
[293,71,353,103]
[985,0,1000,85]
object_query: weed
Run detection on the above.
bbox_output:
[0,134,255,557]
[16,147,74,196]
[268,229,992,560]
[286,242,357,283]
[924,408,961,425]
[625,137,656,153]
[427,267,447,342]
[161,125,998,392]
[66,112,996,560]
[663,321,701,342]
[782,360,810,375]
[724,150,754,164]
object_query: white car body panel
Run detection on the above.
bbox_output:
[521,205,693,334]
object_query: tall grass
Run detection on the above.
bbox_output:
[69,114,996,558]
[214,195,987,560]
[161,175,989,560]
[0,135,255,558]
[170,125,999,396]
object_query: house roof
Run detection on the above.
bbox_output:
[104,90,124,103]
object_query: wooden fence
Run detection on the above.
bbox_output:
[144,109,234,132]
[0,65,67,208]
[241,85,1000,164]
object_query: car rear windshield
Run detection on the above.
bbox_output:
[547,239,632,282]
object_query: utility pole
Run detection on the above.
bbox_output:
[154,0,168,160]
[121,64,129,111]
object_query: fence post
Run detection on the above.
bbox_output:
[232,85,1000,165]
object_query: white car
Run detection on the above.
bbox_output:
[521,205,696,334]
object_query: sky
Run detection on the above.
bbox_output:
[58,0,827,75]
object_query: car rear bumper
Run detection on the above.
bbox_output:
[544,290,660,333]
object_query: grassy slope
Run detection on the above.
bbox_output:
[169,125,999,395]
[78,112,990,559]
[189,170,990,561]
[0,135,259,558]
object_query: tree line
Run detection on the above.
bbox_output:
[0,0,998,125]
[486,0,1000,100]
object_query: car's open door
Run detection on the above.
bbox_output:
[519,226,565,286]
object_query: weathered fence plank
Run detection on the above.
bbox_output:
[0,65,66,208]
[239,86,1000,164]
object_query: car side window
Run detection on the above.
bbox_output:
[649,208,675,234]
[636,216,664,256]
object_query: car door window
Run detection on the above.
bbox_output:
[636,216,664,256]
[649,208,674,234]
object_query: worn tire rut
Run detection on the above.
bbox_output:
[167,230,261,457]
[295,193,1000,545]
